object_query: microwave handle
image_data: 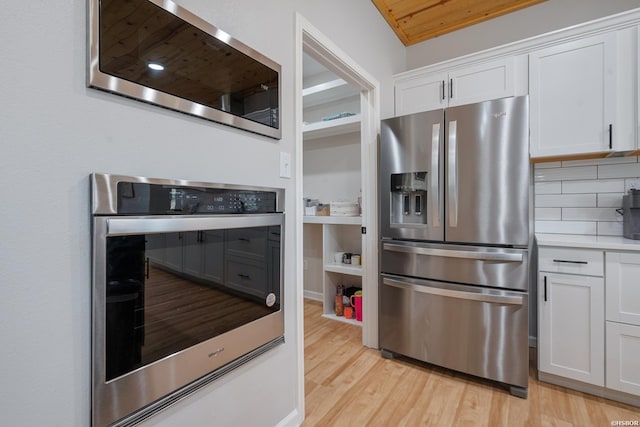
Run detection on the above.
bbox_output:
[431,123,441,227]
[448,120,458,228]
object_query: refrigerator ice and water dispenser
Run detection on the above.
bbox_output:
[390,172,428,227]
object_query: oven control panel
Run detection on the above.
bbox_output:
[116,182,278,215]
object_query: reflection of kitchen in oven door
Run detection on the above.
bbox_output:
[391,172,427,228]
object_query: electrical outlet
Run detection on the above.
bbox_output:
[625,178,640,192]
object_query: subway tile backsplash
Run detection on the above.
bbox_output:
[534,156,640,236]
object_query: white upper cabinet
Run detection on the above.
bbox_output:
[615,26,638,153]
[395,56,527,116]
[529,29,637,158]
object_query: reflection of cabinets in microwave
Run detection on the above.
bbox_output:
[390,172,428,228]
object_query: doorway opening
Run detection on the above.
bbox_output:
[294,12,381,421]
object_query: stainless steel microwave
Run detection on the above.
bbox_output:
[88,0,281,139]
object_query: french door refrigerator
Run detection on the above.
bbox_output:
[379,95,531,397]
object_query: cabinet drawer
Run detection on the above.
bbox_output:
[539,247,603,276]
[226,227,268,259]
[268,226,281,242]
[226,257,268,299]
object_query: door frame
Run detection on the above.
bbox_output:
[294,12,380,421]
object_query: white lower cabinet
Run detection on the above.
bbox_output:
[606,321,640,395]
[606,251,640,325]
[606,251,640,396]
[538,271,605,386]
[538,245,640,403]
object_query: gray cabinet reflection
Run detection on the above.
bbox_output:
[105,226,280,381]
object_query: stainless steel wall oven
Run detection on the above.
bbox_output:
[91,173,285,426]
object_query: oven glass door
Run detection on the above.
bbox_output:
[99,217,282,381]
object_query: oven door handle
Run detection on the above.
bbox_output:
[383,277,524,305]
[382,243,523,262]
[105,214,282,236]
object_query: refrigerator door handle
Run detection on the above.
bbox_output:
[382,242,524,262]
[383,277,524,305]
[448,120,458,227]
[431,123,441,227]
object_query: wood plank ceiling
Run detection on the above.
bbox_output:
[371,0,547,46]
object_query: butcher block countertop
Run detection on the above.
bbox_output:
[536,233,640,252]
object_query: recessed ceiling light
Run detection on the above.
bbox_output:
[147,62,165,71]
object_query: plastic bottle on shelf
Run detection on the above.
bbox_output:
[335,283,344,316]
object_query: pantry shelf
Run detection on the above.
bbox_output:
[324,262,363,276]
[303,114,361,140]
[321,313,362,327]
[303,216,361,225]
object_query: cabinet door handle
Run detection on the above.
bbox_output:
[145,257,150,280]
[238,273,251,280]
[609,123,613,149]
[552,259,588,265]
[239,237,250,242]
[449,78,453,99]
[441,80,445,100]
[544,275,547,302]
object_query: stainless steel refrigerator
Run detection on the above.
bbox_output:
[379,95,531,397]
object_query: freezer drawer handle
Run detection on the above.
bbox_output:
[383,243,523,262]
[552,259,588,265]
[383,277,524,305]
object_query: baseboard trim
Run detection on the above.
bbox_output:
[538,372,640,408]
[275,409,301,427]
[303,290,323,302]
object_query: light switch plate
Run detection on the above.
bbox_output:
[280,151,291,179]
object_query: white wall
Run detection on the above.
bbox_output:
[303,133,362,204]
[406,0,640,69]
[0,1,403,426]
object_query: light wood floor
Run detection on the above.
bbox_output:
[303,299,640,426]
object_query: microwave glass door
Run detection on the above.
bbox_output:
[90,0,281,138]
